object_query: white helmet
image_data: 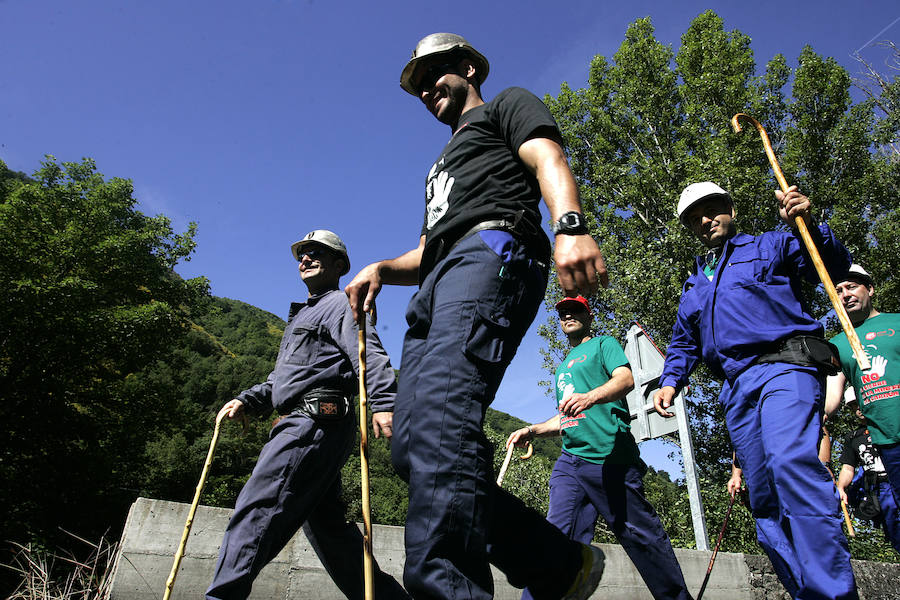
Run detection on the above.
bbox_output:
[677,182,732,227]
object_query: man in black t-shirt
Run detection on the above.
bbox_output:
[346,33,609,600]
[837,392,900,554]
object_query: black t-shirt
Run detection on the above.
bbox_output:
[418,87,557,279]
[840,426,888,477]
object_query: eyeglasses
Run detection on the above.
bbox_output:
[415,61,459,94]
[298,247,328,261]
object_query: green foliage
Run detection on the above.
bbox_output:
[0,157,208,549]
[542,11,900,559]
[134,297,285,504]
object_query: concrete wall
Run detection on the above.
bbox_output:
[109,498,899,600]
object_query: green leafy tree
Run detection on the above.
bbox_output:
[541,11,899,559]
[0,156,208,547]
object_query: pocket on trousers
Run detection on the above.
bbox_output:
[464,301,511,364]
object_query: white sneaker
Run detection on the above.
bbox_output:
[561,543,605,600]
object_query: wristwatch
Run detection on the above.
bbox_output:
[550,211,588,235]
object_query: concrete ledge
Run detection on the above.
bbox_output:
[109,498,899,599]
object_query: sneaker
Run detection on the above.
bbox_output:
[562,543,605,600]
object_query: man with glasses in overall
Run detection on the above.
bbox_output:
[346,33,607,600]
[207,230,408,600]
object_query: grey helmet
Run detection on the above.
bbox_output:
[400,33,490,96]
[290,229,350,275]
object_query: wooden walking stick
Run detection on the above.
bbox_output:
[163,405,235,600]
[731,113,870,371]
[696,491,737,600]
[819,421,855,536]
[358,314,375,600]
[496,441,533,487]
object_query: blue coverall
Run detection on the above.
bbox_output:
[206,289,407,600]
[659,225,857,600]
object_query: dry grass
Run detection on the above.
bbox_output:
[3,532,118,600]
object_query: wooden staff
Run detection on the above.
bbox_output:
[163,406,231,600]
[731,113,870,371]
[696,492,737,600]
[358,315,374,600]
[496,441,533,487]
[820,421,855,536]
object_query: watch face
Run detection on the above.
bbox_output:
[554,211,586,233]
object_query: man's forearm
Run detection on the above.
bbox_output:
[377,237,425,286]
[824,373,846,417]
[837,464,855,491]
[531,414,561,437]
[590,368,634,404]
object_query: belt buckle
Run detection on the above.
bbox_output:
[318,400,340,417]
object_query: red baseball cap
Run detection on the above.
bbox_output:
[555,295,591,313]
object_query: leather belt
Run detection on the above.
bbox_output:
[448,218,519,254]
[756,335,840,376]
[290,388,350,421]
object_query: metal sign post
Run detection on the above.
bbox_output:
[623,324,709,551]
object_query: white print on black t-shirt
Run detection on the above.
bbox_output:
[425,161,454,230]
[857,437,886,474]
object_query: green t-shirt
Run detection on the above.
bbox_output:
[831,312,900,445]
[555,336,638,464]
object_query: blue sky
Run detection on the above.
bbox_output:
[3,0,899,476]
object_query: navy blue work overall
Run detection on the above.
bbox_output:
[522,454,690,600]
[391,231,585,600]
[205,412,408,600]
[723,363,856,599]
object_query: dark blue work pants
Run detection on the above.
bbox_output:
[873,480,900,554]
[206,412,408,600]
[522,453,690,600]
[721,363,857,600]
[876,440,900,525]
[391,232,584,600]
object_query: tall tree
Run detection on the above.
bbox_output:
[541,11,900,557]
[0,157,208,547]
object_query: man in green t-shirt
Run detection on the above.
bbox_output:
[827,264,900,513]
[507,296,690,600]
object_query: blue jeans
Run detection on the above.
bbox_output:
[391,231,583,599]
[522,453,690,600]
[721,363,857,600]
[206,413,408,600]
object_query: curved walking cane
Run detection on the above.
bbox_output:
[496,442,534,487]
[731,113,870,371]
[163,406,236,600]
[358,315,374,600]
[695,491,737,600]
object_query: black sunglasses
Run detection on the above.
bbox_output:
[557,307,588,318]
[415,61,460,94]
[298,247,329,261]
